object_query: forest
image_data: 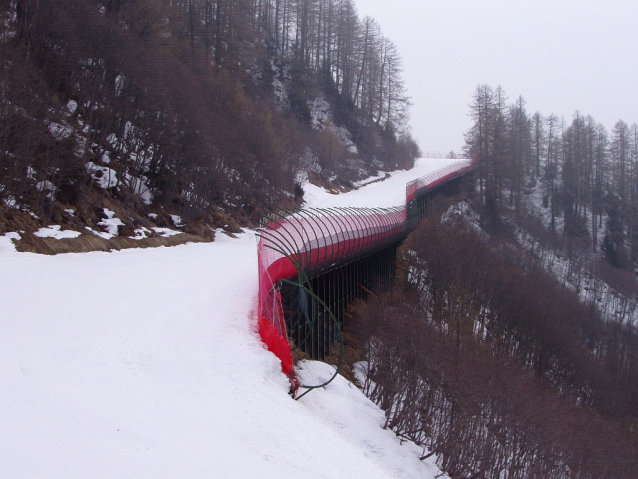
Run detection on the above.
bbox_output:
[0,0,418,242]
[346,85,638,477]
[352,208,638,478]
[464,84,638,272]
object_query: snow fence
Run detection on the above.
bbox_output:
[257,159,477,380]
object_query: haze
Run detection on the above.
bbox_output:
[355,0,638,154]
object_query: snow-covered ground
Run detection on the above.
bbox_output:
[304,158,458,209]
[0,158,462,479]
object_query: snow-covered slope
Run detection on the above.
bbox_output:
[0,158,461,479]
[304,158,458,209]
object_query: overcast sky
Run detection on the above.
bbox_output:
[354,0,638,154]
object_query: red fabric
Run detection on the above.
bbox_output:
[258,312,294,376]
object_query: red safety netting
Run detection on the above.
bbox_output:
[257,158,476,380]
[257,233,296,378]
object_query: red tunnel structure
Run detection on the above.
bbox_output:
[257,158,477,379]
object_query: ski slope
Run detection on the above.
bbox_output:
[0,158,461,479]
[304,157,458,209]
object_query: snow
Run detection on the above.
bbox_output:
[66,99,78,115]
[131,226,152,240]
[115,74,126,96]
[303,157,468,209]
[48,121,74,140]
[152,227,183,238]
[0,157,459,479]
[169,214,184,228]
[2,195,18,209]
[297,361,442,478]
[97,208,124,237]
[127,174,153,205]
[85,225,112,240]
[86,161,119,189]
[310,96,331,129]
[271,61,289,109]
[0,232,20,255]
[33,225,81,239]
[35,180,55,194]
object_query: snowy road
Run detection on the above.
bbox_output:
[0,158,457,478]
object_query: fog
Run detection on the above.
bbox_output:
[355,0,638,154]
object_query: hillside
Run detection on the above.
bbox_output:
[0,158,453,479]
[6,3,638,477]
[465,84,638,275]
[1,0,419,253]
[336,85,638,476]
